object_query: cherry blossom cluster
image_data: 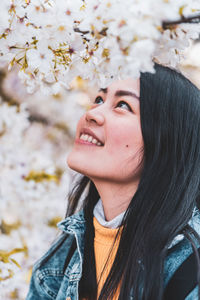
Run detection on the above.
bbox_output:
[0,0,200,93]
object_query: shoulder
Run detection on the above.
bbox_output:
[163,209,200,299]
[33,233,74,272]
[26,210,86,299]
[165,208,200,281]
[164,234,194,286]
[33,209,86,272]
[26,233,74,299]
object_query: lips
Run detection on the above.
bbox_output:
[79,127,104,145]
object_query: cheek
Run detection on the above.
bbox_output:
[109,124,143,151]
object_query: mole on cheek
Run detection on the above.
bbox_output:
[126,145,129,147]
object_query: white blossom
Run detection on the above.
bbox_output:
[0,0,200,92]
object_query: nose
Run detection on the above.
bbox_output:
[85,107,105,126]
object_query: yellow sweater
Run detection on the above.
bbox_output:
[93,216,122,300]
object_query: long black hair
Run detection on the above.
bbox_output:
[66,64,200,299]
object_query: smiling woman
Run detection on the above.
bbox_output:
[67,78,143,221]
[26,64,200,300]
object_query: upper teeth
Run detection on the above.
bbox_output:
[80,134,103,146]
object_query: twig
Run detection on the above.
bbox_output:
[163,14,200,30]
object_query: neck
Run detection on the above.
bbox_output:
[92,179,139,221]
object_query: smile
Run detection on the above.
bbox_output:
[79,134,104,146]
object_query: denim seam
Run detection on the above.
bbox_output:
[39,268,64,277]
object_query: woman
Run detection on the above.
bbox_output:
[26,64,200,300]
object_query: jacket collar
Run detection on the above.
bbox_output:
[57,209,86,235]
[57,207,200,248]
[168,207,200,249]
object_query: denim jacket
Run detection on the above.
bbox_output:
[26,209,200,300]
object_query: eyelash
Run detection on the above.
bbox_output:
[93,96,133,112]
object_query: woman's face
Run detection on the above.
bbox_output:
[67,78,144,184]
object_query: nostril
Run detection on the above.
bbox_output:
[86,118,97,123]
[85,112,95,123]
[85,110,104,125]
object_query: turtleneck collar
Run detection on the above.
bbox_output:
[93,198,125,229]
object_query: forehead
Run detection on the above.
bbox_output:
[105,78,140,96]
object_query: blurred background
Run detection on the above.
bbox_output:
[0,59,95,298]
[0,37,200,299]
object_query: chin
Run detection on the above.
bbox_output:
[67,152,78,171]
[67,153,85,174]
[67,157,98,181]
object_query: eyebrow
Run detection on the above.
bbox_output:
[99,88,139,100]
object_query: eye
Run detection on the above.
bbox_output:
[93,96,104,104]
[116,101,132,112]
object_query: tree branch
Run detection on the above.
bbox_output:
[163,14,200,30]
